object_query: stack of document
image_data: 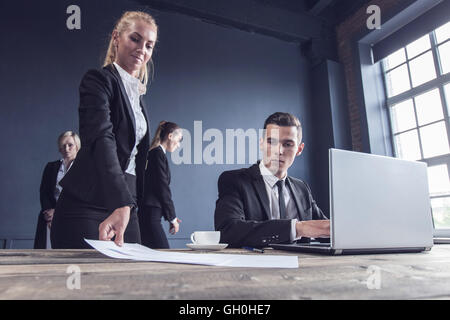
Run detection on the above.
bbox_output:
[85,239,298,269]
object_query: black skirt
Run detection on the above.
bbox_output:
[50,173,141,249]
[139,206,170,249]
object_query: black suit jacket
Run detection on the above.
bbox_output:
[141,146,176,222]
[60,64,150,212]
[214,162,328,248]
[34,160,60,249]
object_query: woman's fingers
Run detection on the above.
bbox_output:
[99,222,110,241]
[114,229,125,247]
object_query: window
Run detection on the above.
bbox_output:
[382,21,450,231]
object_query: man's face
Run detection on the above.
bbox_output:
[260,124,304,178]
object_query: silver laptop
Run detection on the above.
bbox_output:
[271,148,434,255]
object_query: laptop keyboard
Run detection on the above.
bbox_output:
[300,243,330,247]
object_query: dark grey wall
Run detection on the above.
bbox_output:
[310,60,352,216]
[0,0,321,248]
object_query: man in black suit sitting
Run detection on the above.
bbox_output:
[214,112,330,248]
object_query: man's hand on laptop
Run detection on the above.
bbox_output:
[296,220,330,238]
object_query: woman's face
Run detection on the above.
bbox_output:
[59,136,78,161]
[114,20,157,77]
[167,129,183,152]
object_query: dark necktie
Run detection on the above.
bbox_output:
[276,180,287,219]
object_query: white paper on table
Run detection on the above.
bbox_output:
[85,239,298,269]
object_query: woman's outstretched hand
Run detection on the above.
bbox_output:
[169,218,182,235]
[99,206,131,246]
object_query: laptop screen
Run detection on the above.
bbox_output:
[329,149,433,250]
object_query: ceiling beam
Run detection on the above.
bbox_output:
[309,0,335,16]
[136,0,328,43]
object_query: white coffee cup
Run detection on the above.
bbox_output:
[190,231,221,244]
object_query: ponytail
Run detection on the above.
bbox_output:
[150,121,180,150]
[150,121,166,150]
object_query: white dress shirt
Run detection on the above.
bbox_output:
[259,161,301,242]
[113,62,148,176]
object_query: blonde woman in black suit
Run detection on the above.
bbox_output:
[34,131,80,249]
[139,121,183,248]
[51,11,158,248]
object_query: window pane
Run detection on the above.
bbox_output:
[431,197,450,229]
[427,165,450,196]
[390,99,416,132]
[394,130,421,160]
[384,48,406,70]
[415,89,443,126]
[409,51,436,87]
[385,64,411,97]
[438,41,450,74]
[406,34,431,58]
[420,121,450,158]
[435,21,450,44]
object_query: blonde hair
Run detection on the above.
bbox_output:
[58,131,81,151]
[103,11,158,87]
[150,121,180,150]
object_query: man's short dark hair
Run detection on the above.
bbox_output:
[263,112,302,142]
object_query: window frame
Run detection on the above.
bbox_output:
[382,26,450,235]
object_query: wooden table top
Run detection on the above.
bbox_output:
[1,245,450,300]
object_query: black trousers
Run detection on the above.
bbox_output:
[138,206,170,249]
[51,173,141,249]
[33,211,48,249]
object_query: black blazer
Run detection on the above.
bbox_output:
[34,160,60,249]
[141,146,176,222]
[60,64,150,212]
[214,162,328,248]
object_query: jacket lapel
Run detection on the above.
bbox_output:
[140,96,151,147]
[51,161,61,188]
[286,177,307,221]
[106,64,136,141]
[249,163,271,220]
[166,156,171,184]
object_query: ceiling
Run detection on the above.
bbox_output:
[136,0,374,44]
[253,0,373,25]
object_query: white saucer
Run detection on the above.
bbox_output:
[186,243,228,250]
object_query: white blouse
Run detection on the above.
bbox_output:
[113,62,148,176]
[54,159,74,201]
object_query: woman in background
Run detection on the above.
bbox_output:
[34,131,80,249]
[139,121,182,248]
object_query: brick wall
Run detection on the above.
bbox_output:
[336,0,409,151]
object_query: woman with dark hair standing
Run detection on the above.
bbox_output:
[51,11,158,248]
[139,121,183,248]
